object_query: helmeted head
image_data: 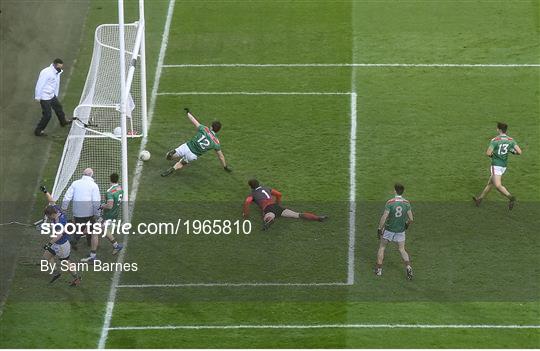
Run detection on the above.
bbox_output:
[211,121,222,133]
[248,179,260,189]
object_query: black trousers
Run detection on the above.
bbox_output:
[35,96,67,134]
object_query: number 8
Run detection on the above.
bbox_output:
[395,206,403,217]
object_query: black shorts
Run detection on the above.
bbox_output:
[74,216,94,224]
[263,204,285,217]
[73,216,95,235]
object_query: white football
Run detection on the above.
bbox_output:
[139,150,151,161]
[113,127,122,136]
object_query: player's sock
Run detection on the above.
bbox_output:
[508,195,516,210]
[300,212,321,221]
[110,240,118,248]
[160,167,175,177]
[90,251,96,259]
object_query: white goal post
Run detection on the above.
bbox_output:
[51,0,147,224]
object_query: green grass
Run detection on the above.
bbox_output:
[1,0,539,348]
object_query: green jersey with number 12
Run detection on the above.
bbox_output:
[384,196,411,233]
[489,134,516,167]
[186,125,221,156]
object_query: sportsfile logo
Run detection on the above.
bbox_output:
[40,219,252,237]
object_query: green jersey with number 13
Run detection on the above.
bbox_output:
[186,125,221,156]
[384,196,411,233]
[489,135,516,168]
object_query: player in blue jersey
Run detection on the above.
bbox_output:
[40,186,81,286]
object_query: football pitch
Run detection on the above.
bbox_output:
[1,0,539,348]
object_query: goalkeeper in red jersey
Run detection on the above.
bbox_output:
[242,179,328,230]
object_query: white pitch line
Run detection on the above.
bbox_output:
[347,93,357,285]
[157,91,351,95]
[107,323,540,331]
[97,0,176,349]
[118,282,348,288]
[163,63,540,68]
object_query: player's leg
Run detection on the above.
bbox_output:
[397,239,413,280]
[50,96,69,126]
[35,99,52,135]
[473,177,493,206]
[282,209,327,222]
[262,212,276,231]
[491,173,516,209]
[162,144,195,177]
[375,238,388,276]
[104,221,123,255]
[42,249,61,283]
[81,232,99,262]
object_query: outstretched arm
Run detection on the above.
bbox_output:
[216,150,232,172]
[184,108,201,128]
[40,186,55,205]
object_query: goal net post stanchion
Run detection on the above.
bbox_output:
[118,0,129,224]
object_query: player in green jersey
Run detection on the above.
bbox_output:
[375,183,414,280]
[473,122,522,210]
[161,108,232,177]
[81,173,123,262]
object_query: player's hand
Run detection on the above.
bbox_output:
[224,165,233,173]
[184,107,190,114]
[40,185,47,193]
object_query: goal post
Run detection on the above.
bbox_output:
[51,1,147,225]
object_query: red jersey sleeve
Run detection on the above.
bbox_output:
[243,195,253,217]
[271,189,282,204]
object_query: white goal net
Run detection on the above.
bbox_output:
[51,22,146,214]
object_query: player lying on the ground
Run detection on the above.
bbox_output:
[40,187,81,286]
[375,183,413,280]
[161,108,232,177]
[473,122,522,210]
[81,173,124,263]
[242,179,328,230]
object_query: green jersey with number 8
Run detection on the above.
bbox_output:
[186,125,221,156]
[489,135,516,168]
[384,196,411,233]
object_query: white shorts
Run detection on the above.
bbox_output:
[490,166,506,176]
[382,230,406,243]
[175,143,198,163]
[52,241,71,260]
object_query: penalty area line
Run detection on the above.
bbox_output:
[162,63,540,68]
[107,323,540,331]
[156,91,352,95]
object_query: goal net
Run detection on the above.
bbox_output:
[51,22,146,216]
